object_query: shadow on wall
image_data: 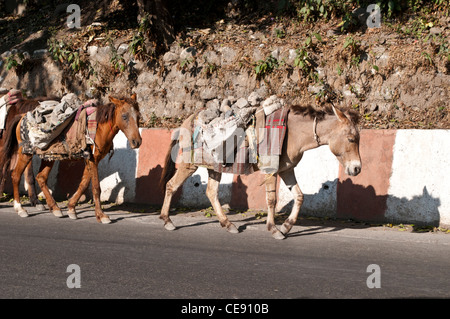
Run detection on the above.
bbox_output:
[277,179,338,218]
[229,175,249,210]
[337,179,441,226]
[277,178,441,227]
[52,148,138,203]
[135,164,182,205]
[97,148,138,204]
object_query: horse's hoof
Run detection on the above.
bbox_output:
[272,230,286,240]
[35,204,46,211]
[227,223,239,234]
[164,222,176,231]
[18,210,29,218]
[67,212,78,220]
[280,223,292,235]
[101,216,112,224]
[67,209,77,220]
[52,210,64,218]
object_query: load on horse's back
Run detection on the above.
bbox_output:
[19,93,100,161]
[0,90,61,207]
[2,93,142,224]
[159,93,362,239]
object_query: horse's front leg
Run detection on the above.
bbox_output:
[88,160,111,224]
[278,169,304,235]
[265,173,285,240]
[27,160,45,211]
[35,161,62,217]
[67,164,91,220]
[206,169,238,233]
[11,153,32,218]
[160,163,197,230]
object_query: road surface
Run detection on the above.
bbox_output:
[0,202,449,303]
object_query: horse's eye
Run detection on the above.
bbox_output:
[348,137,356,143]
[122,114,128,121]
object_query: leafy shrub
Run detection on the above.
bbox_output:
[254,56,280,80]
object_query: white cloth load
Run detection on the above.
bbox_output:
[26,93,81,150]
[195,92,285,164]
[261,94,285,115]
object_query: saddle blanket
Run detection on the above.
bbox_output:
[257,107,289,174]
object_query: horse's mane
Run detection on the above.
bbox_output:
[290,104,360,124]
[96,96,140,124]
[96,103,116,124]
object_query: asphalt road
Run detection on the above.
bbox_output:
[0,202,449,302]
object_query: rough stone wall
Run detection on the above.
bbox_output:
[1,22,449,128]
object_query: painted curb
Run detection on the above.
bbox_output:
[15,128,450,228]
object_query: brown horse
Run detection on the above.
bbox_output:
[159,104,362,239]
[5,94,142,223]
[0,95,60,208]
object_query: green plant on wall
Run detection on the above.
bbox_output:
[254,55,280,80]
[5,52,25,71]
[294,32,322,82]
[47,38,86,73]
[129,12,155,61]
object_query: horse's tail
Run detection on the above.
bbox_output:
[160,129,180,192]
[0,114,22,185]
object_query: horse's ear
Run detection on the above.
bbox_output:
[332,105,348,123]
[109,96,120,105]
[130,93,137,101]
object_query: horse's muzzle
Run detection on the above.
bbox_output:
[130,138,142,149]
[345,161,362,176]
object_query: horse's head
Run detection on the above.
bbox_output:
[328,106,361,176]
[109,94,142,149]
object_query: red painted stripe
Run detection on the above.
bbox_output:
[135,129,182,205]
[337,130,396,222]
[230,173,280,210]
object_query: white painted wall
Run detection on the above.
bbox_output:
[178,167,234,208]
[98,130,140,204]
[386,130,450,226]
[277,145,340,217]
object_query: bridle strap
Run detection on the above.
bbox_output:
[313,117,320,146]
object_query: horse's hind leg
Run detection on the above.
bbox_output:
[265,173,285,240]
[278,169,304,236]
[160,163,197,230]
[24,161,45,211]
[206,169,238,233]
[11,153,32,217]
[36,161,62,217]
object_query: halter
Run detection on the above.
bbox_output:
[313,117,320,146]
